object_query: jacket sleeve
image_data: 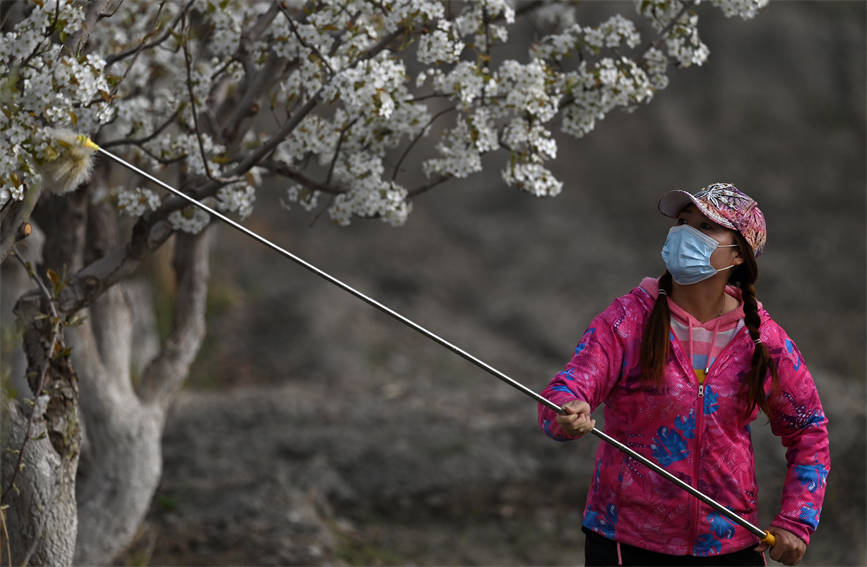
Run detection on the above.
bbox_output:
[538,300,626,441]
[764,327,830,544]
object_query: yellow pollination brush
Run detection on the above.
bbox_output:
[50,128,776,549]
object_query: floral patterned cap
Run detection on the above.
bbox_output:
[658,182,767,257]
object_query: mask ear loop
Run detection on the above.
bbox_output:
[715,242,739,273]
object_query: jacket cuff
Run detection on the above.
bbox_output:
[770,516,811,545]
[539,393,585,441]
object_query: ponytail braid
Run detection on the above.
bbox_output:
[640,271,673,386]
[732,234,779,416]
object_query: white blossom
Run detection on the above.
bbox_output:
[329,182,411,227]
[711,0,769,19]
[666,12,710,67]
[599,14,641,49]
[530,24,581,61]
[643,47,670,90]
[217,183,256,219]
[502,161,563,197]
[433,61,488,107]
[532,3,577,32]
[284,184,320,212]
[423,118,482,179]
[495,59,560,123]
[417,21,464,65]
[0,0,767,230]
[117,187,160,217]
[168,203,212,234]
[468,107,500,153]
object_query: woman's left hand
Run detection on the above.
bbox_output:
[754,526,806,565]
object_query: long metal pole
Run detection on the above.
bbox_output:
[90,141,774,547]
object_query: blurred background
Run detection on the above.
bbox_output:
[123,1,864,565]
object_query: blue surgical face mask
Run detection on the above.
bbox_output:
[661,224,738,285]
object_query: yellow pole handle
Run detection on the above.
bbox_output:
[761,531,776,547]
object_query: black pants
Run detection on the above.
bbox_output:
[583,527,765,566]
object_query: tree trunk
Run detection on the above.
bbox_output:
[2,288,81,566]
[72,226,211,564]
[1,399,79,566]
[3,181,212,564]
[69,281,165,565]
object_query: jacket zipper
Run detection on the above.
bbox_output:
[689,380,706,553]
[670,325,748,554]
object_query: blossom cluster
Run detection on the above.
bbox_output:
[0,0,113,206]
[117,187,160,217]
[0,0,768,232]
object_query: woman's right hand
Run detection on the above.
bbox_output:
[555,400,595,438]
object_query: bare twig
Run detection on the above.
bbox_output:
[181,13,224,184]
[325,117,358,186]
[647,0,698,52]
[391,105,455,181]
[105,1,193,66]
[106,2,194,97]
[308,194,336,228]
[408,174,451,198]
[97,0,124,20]
[261,160,344,195]
[101,108,180,149]
[278,2,335,78]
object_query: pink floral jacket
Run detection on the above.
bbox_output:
[538,278,829,556]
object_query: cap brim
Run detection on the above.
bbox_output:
[658,190,694,218]
[657,190,736,230]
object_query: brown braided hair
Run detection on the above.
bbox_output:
[639,233,778,415]
[729,232,779,416]
[639,270,673,388]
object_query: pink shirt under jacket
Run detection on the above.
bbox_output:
[539,278,829,557]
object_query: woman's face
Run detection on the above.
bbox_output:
[675,204,744,272]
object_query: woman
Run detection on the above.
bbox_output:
[538,183,829,566]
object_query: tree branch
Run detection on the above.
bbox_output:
[261,159,344,195]
[100,108,181,150]
[513,0,546,19]
[64,0,114,55]
[278,2,334,78]
[105,1,193,67]
[408,174,451,198]
[214,4,283,147]
[0,184,43,266]
[43,14,421,325]
[181,13,220,183]
[391,105,455,181]
[647,0,698,52]
[217,54,288,148]
[137,230,210,410]
[325,117,358,186]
